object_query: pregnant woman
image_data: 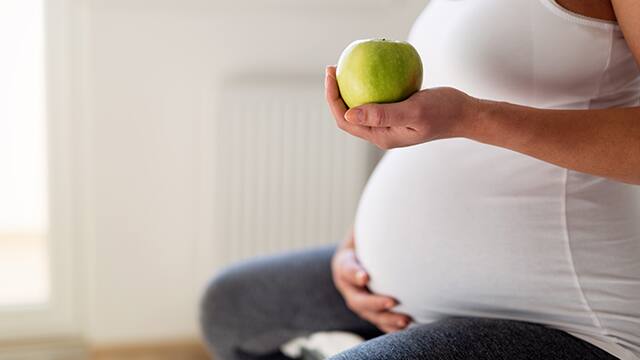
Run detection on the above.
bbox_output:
[201,0,640,359]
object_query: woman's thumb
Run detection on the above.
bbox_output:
[344,251,369,286]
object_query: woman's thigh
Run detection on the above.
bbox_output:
[330,317,618,360]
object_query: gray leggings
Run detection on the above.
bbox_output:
[200,245,618,360]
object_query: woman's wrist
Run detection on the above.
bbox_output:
[450,95,489,140]
[456,97,515,146]
[337,226,355,252]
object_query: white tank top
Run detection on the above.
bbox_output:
[354,1,640,359]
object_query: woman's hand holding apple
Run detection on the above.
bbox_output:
[325,65,478,149]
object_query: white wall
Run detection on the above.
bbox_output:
[73,0,428,346]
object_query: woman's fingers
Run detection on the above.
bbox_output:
[335,250,369,287]
[325,66,372,140]
[343,284,397,312]
[324,66,423,148]
[341,283,411,332]
[330,244,412,334]
[344,265,368,288]
[345,96,422,128]
[379,324,403,333]
[362,309,412,330]
[324,66,347,115]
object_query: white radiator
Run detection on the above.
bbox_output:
[210,75,374,265]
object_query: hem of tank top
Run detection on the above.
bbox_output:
[539,0,620,31]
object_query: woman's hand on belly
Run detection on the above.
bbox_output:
[325,65,475,150]
[331,228,412,333]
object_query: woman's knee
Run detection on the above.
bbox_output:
[199,246,339,356]
[200,263,256,344]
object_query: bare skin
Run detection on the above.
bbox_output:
[329,0,640,333]
[557,0,617,21]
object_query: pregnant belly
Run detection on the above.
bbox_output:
[354,140,581,323]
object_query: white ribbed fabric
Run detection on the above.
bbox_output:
[354,1,640,359]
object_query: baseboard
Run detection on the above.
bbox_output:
[90,339,210,360]
[0,337,88,360]
[0,338,209,360]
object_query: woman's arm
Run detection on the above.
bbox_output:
[468,101,640,184]
[457,0,640,185]
[326,67,640,184]
[326,1,640,185]
[470,0,636,184]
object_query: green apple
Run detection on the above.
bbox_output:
[336,39,423,109]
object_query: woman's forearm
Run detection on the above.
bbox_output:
[465,101,640,185]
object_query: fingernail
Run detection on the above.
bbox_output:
[385,301,395,309]
[356,270,366,282]
[397,319,407,327]
[346,109,363,123]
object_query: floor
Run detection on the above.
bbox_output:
[90,341,210,360]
